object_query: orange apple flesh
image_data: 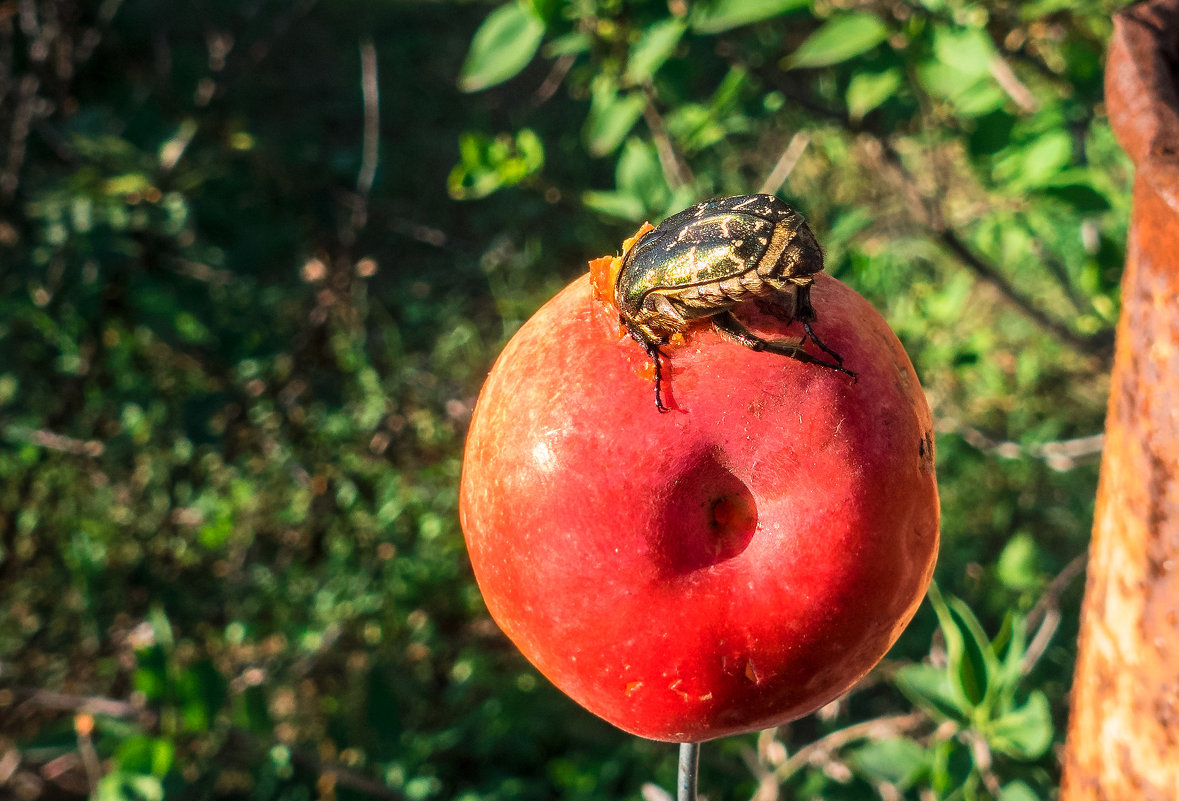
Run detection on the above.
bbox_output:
[460,273,939,742]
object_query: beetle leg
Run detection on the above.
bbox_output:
[801,321,845,365]
[631,334,670,413]
[647,340,671,413]
[711,311,857,380]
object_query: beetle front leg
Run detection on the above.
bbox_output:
[646,340,671,412]
[629,334,670,413]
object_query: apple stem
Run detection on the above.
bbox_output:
[677,742,699,801]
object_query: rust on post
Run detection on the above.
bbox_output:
[1061,2,1179,799]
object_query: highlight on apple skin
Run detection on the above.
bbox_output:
[459,272,939,743]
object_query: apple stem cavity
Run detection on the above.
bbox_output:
[677,742,699,801]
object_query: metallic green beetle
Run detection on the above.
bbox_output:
[615,193,855,412]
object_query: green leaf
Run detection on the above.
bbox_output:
[615,138,665,202]
[116,736,175,778]
[584,77,646,156]
[917,27,1006,117]
[690,0,809,34]
[459,3,545,93]
[1000,131,1073,187]
[969,110,1017,156]
[932,25,995,79]
[999,780,1041,801]
[947,597,993,707]
[986,691,1054,759]
[625,19,687,85]
[544,31,590,57]
[582,191,645,221]
[927,584,993,709]
[787,13,889,69]
[96,773,165,801]
[1037,183,1112,213]
[848,738,931,788]
[448,129,545,199]
[521,0,559,26]
[583,138,667,221]
[846,68,902,121]
[917,59,1005,117]
[997,533,1044,591]
[895,663,968,722]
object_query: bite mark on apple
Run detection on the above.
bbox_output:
[744,659,761,684]
[653,452,758,575]
[918,429,935,472]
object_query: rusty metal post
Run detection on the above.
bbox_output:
[1061,2,1179,798]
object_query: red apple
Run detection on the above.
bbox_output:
[459,272,939,742]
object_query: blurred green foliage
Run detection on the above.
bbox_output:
[0,0,1127,799]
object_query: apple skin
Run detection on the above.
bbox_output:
[460,272,939,742]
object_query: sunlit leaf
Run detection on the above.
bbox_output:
[625,18,687,84]
[896,663,968,722]
[997,532,1044,590]
[926,583,994,709]
[932,25,995,79]
[846,68,902,121]
[690,0,809,34]
[849,738,931,788]
[987,691,1054,759]
[786,13,889,69]
[459,3,545,93]
[582,190,645,221]
[585,77,646,156]
[448,129,545,199]
[999,780,1042,801]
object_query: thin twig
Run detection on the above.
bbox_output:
[758,132,810,196]
[2,425,105,457]
[533,53,575,107]
[6,687,152,723]
[641,84,693,190]
[1023,552,1088,673]
[937,228,1110,355]
[765,76,1114,360]
[988,53,1039,114]
[773,712,926,783]
[356,38,379,202]
[937,418,1105,472]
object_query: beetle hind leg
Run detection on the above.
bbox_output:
[801,321,845,365]
[712,311,856,380]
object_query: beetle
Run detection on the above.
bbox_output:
[615,194,855,412]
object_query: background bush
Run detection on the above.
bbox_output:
[0,1,1127,799]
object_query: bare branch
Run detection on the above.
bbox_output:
[988,53,1039,114]
[357,38,380,201]
[765,77,1114,360]
[759,132,810,196]
[641,84,693,190]
[772,712,927,783]
[6,687,151,722]
[2,425,105,457]
[937,229,1109,355]
[533,53,575,107]
[1023,552,1088,672]
[937,417,1105,472]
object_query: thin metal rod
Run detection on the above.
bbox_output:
[677,741,700,801]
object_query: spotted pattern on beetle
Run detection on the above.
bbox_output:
[612,193,855,412]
